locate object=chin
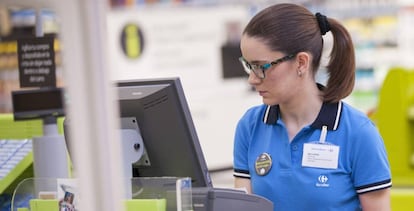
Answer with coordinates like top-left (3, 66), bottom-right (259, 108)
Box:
top-left (262, 98), bottom-right (277, 106)
top-left (262, 98), bottom-right (275, 105)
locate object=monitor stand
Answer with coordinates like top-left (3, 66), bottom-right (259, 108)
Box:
top-left (120, 117), bottom-right (148, 199)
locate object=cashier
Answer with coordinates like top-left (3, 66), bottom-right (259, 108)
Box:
top-left (233, 3), bottom-right (392, 211)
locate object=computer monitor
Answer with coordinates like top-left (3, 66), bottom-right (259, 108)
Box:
top-left (117, 77), bottom-right (212, 188)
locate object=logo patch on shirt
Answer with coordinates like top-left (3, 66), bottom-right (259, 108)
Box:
top-left (316, 174), bottom-right (330, 187)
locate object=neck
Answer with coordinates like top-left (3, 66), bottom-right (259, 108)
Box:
top-left (279, 84), bottom-right (323, 141)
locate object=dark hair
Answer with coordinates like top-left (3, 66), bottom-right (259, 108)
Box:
top-left (243, 3), bottom-right (355, 103)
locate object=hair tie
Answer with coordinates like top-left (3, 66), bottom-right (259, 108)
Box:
top-left (315, 12), bottom-right (331, 35)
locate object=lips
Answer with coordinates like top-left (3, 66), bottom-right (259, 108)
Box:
top-left (258, 91), bottom-right (267, 96)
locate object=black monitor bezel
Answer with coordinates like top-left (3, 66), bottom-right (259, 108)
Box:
top-left (117, 77), bottom-right (212, 188)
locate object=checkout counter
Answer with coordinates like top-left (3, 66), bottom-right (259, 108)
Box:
top-left (9, 177), bottom-right (273, 211)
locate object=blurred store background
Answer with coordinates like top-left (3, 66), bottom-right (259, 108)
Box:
top-left (1, 0), bottom-right (414, 210)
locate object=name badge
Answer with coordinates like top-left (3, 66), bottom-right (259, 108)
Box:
top-left (255, 153), bottom-right (272, 176)
top-left (302, 143), bottom-right (339, 169)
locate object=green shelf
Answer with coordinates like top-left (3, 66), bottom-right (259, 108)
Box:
top-left (24, 198), bottom-right (167, 211)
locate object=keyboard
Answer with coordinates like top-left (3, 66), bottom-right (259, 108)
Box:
top-left (0, 139), bottom-right (32, 180)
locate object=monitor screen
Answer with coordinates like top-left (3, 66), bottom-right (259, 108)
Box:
top-left (117, 77), bottom-right (212, 188)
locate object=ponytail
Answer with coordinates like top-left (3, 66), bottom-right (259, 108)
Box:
top-left (323, 18), bottom-right (355, 103)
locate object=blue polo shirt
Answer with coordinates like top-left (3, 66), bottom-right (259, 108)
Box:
top-left (233, 101), bottom-right (391, 211)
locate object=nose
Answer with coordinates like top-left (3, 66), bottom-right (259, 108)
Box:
top-left (247, 72), bottom-right (261, 86)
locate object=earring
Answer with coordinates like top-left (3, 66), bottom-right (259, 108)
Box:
top-left (298, 71), bottom-right (302, 77)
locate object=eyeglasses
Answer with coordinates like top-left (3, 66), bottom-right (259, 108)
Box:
top-left (239, 54), bottom-right (295, 79)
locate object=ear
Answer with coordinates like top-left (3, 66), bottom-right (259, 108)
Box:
top-left (295, 52), bottom-right (311, 73)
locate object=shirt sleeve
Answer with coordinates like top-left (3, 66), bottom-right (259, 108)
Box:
top-left (351, 120), bottom-right (392, 194)
top-left (233, 110), bottom-right (253, 179)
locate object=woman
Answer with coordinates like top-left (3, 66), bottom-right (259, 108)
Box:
top-left (233, 3), bottom-right (391, 211)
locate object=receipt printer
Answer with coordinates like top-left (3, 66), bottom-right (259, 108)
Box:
top-left (191, 187), bottom-right (273, 211)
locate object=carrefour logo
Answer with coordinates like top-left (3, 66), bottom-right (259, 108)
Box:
top-left (316, 174), bottom-right (330, 187)
top-left (120, 23), bottom-right (145, 59)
